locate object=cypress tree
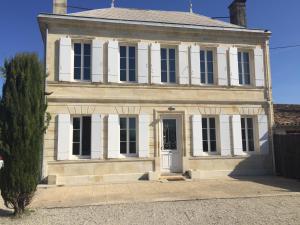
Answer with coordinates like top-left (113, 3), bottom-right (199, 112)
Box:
top-left (0, 53), bottom-right (47, 216)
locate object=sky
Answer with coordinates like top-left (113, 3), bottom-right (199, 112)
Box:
top-left (0, 0), bottom-right (299, 103)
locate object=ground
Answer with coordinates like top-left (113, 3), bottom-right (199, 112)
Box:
top-left (0, 196), bottom-right (299, 225)
top-left (0, 177), bottom-right (299, 224)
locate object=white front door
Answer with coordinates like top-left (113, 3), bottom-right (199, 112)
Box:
top-left (160, 117), bottom-right (182, 173)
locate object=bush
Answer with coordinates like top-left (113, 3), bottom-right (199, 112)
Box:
top-left (0, 53), bottom-right (47, 216)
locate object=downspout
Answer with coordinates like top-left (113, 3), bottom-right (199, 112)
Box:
top-left (264, 38), bottom-right (276, 175)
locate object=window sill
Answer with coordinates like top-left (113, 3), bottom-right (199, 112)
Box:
top-left (49, 157), bottom-right (155, 164)
top-left (189, 154), bottom-right (264, 160)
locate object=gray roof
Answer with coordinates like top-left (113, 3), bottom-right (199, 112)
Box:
top-left (69, 7), bottom-right (243, 29)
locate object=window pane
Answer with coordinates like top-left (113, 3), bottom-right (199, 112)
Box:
top-left (84, 56), bottom-right (90, 68)
top-left (74, 55), bottom-right (81, 68)
top-left (120, 142), bottom-right (127, 154)
top-left (242, 129), bottom-right (246, 140)
top-left (73, 118), bottom-right (80, 129)
top-left (161, 60), bottom-right (167, 71)
top-left (120, 118), bottom-right (127, 129)
top-left (84, 44), bottom-right (91, 55)
top-left (129, 47), bottom-right (135, 58)
top-left (161, 48), bottom-right (167, 59)
top-left (210, 129), bottom-right (216, 141)
top-left (243, 52), bottom-right (249, 63)
top-left (120, 46), bottom-right (126, 57)
top-left (82, 116), bottom-right (91, 156)
top-left (238, 52), bottom-right (242, 63)
top-left (207, 51), bottom-right (213, 62)
top-left (207, 62), bottom-right (213, 73)
top-left (73, 143), bottom-right (80, 155)
top-left (169, 49), bottom-right (175, 60)
top-left (129, 142), bottom-right (136, 154)
top-left (120, 58), bottom-right (126, 70)
top-left (247, 118), bottom-right (253, 128)
top-left (83, 68), bottom-right (90, 80)
top-left (74, 68), bottom-right (81, 79)
top-left (129, 130), bottom-right (136, 142)
top-left (129, 118), bottom-right (136, 129)
top-left (209, 118), bottom-right (215, 128)
top-left (200, 50), bottom-right (205, 61)
top-left (210, 141), bottom-right (217, 152)
top-left (249, 140), bottom-right (254, 152)
top-left (129, 58), bottom-right (136, 70)
top-left (245, 74), bottom-right (250, 85)
top-left (74, 43), bottom-right (81, 54)
top-left (244, 63), bottom-right (250, 74)
top-left (203, 141), bottom-right (208, 152)
top-left (161, 72), bottom-right (167, 82)
top-left (169, 72), bottom-right (176, 83)
top-left (129, 70), bottom-right (136, 82)
top-left (202, 129), bottom-right (208, 141)
top-left (248, 129), bottom-right (253, 140)
top-left (241, 118), bottom-right (245, 128)
top-left (208, 73), bottom-right (214, 84)
top-left (120, 70), bottom-right (126, 81)
top-left (242, 140), bottom-right (247, 152)
top-left (200, 62), bottom-right (206, 74)
top-left (201, 72), bottom-right (206, 84)
top-left (202, 118), bottom-right (207, 128)
top-left (73, 130), bottom-right (80, 142)
top-left (169, 60), bottom-right (175, 71)
top-left (120, 130), bottom-right (127, 142)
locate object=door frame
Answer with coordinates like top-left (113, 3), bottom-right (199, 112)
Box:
top-left (159, 114), bottom-right (183, 173)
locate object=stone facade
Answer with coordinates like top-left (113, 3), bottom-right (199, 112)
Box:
top-left (38, 8), bottom-right (274, 185)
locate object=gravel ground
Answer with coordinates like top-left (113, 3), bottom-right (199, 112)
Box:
top-left (0, 195), bottom-right (299, 225)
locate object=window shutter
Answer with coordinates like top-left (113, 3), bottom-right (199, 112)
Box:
top-left (254, 47), bottom-right (265, 87)
top-left (257, 115), bottom-right (269, 154)
top-left (107, 114), bottom-right (120, 158)
top-left (192, 115), bottom-right (203, 156)
top-left (138, 114), bottom-right (149, 158)
top-left (57, 114), bottom-right (71, 160)
top-left (178, 44), bottom-right (189, 85)
top-left (190, 45), bottom-right (201, 85)
top-left (92, 39), bottom-right (104, 83)
top-left (217, 46), bottom-right (228, 86)
top-left (229, 47), bottom-right (239, 86)
top-left (151, 43), bottom-right (161, 84)
top-left (219, 115), bottom-right (231, 156)
top-left (59, 37), bottom-right (72, 82)
top-left (231, 115), bottom-right (244, 155)
top-left (91, 114), bottom-right (102, 159)
top-left (138, 42), bottom-right (149, 84)
top-left (108, 40), bottom-right (119, 83)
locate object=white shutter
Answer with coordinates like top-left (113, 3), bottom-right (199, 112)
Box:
top-left (190, 45), bottom-right (201, 85)
top-left (107, 114), bottom-right (120, 158)
top-left (92, 39), bottom-right (104, 83)
top-left (57, 114), bottom-right (71, 160)
top-left (138, 114), bottom-right (149, 158)
top-left (231, 115), bottom-right (244, 156)
top-left (254, 47), bottom-right (265, 87)
top-left (91, 114), bottom-right (102, 159)
top-left (219, 115), bottom-right (231, 156)
top-left (59, 37), bottom-right (72, 82)
top-left (178, 44), bottom-right (189, 85)
top-left (257, 115), bottom-right (269, 154)
top-left (108, 40), bottom-right (119, 83)
top-left (138, 42), bottom-right (149, 84)
top-left (217, 46), bottom-right (228, 86)
top-left (229, 47), bottom-right (239, 86)
top-left (151, 43), bottom-right (161, 84)
top-left (192, 115), bottom-right (203, 156)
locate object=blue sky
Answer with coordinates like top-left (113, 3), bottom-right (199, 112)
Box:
top-left (0, 0), bottom-right (299, 103)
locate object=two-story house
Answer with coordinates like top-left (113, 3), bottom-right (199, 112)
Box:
top-left (38, 0), bottom-right (274, 185)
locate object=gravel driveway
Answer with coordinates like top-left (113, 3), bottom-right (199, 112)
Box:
top-left (0, 195), bottom-right (299, 225)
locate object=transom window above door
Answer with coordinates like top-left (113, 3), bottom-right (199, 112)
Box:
top-left (73, 43), bottom-right (91, 81)
top-left (238, 51), bottom-right (251, 85)
top-left (120, 46), bottom-right (136, 82)
top-left (202, 117), bottom-right (217, 153)
top-left (120, 117), bottom-right (137, 155)
top-left (200, 50), bottom-right (214, 84)
top-left (241, 117), bottom-right (255, 152)
top-left (161, 48), bottom-right (176, 83)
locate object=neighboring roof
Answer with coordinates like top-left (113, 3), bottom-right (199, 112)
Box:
top-left (68, 7), bottom-right (243, 29)
top-left (274, 104), bottom-right (300, 127)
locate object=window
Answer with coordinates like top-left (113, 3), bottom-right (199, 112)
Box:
top-left (74, 43), bottom-right (91, 81)
top-left (72, 116), bottom-right (91, 156)
top-left (238, 51), bottom-right (251, 85)
top-left (120, 117), bottom-right (137, 155)
top-left (202, 117), bottom-right (217, 153)
top-left (161, 48), bottom-right (176, 83)
top-left (200, 50), bottom-right (214, 84)
top-left (241, 117), bottom-right (255, 152)
top-left (120, 46), bottom-right (136, 82)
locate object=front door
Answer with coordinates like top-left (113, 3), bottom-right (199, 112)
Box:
top-left (161, 117), bottom-right (182, 173)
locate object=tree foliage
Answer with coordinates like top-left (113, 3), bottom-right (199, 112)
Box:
top-left (0, 53), bottom-right (47, 216)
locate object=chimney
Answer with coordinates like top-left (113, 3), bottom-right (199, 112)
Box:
top-left (53, 0), bottom-right (67, 14)
top-left (229, 0), bottom-right (247, 27)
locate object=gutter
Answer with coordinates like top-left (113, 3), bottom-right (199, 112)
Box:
top-left (37, 13), bottom-right (271, 35)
